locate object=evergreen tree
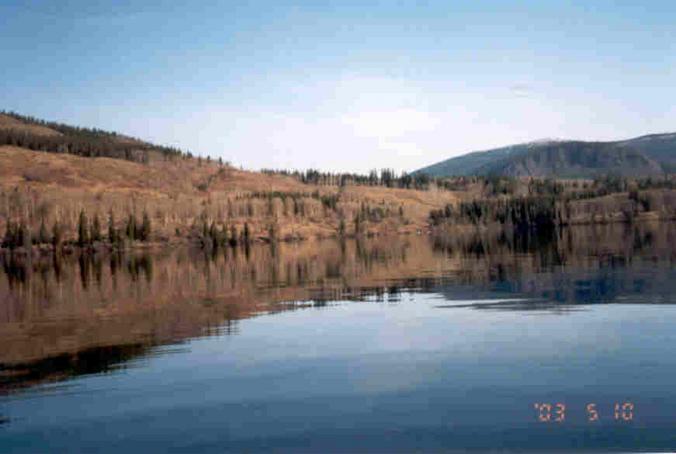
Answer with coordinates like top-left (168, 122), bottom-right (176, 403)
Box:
top-left (243, 222), bottom-right (250, 244)
top-left (201, 220), bottom-right (209, 240)
top-left (139, 211), bottom-right (151, 242)
top-left (126, 214), bottom-right (136, 241)
top-left (220, 224), bottom-right (229, 246)
top-left (78, 210), bottom-right (89, 246)
top-left (3, 220), bottom-right (15, 249)
top-left (229, 225), bottom-right (238, 246)
top-left (108, 210), bottom-right (116, 243)
top-left (51, 221), bottom-right (62, 249)
top-left (209, 221), bottom-right (218, 246)
top-left (91, 213), bottom-right (102, 242)
top-left (38, 219), bottom-right (49, 244)
top-left (15, 223), bottom-right (25, 249)
top-left (21, 223), bottom-right (32, 250)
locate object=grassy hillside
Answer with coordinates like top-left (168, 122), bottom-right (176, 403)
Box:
top-left (1, 145), bottom-right (465, 247)
top-left (416, 134), bottom-right (676, 178)
top-left (0, 112), bottom-right (460, 249)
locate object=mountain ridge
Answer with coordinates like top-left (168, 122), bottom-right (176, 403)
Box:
top-left (416, 133), bottom-right (676, 178)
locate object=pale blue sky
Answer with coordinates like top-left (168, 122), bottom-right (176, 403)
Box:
top-left (1, 0), bottom-right (675, 172)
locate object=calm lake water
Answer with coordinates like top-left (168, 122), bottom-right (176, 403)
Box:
top-left (1, 224), bottom-right (676, 452)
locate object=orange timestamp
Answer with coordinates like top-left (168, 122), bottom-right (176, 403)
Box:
top-left (533, 402), bottom-right (634, 423)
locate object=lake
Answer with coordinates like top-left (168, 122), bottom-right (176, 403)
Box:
top-left (1, 223), bottom-right (676, 452)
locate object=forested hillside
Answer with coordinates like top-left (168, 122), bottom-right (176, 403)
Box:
top-left (0, 111), bottom-right (187, 164)
top-left (417, 134), bottom-right (676, 178)
top-left (429, 175), bottom-right (676, 230)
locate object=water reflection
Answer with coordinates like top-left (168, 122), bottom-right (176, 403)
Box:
top-left (0, 344), bottom-right (148, 391)
top-left (0, 222), bottom-right (674, 394)
top-left (431, 223), bottom-right (675, 308)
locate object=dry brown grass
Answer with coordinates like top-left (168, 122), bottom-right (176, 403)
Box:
top-left (0, 114), bottom-right (62, 137)
top-left (0, 146), bottom-right (460, 243)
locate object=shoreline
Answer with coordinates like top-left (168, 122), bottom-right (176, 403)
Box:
top-left (2, 214), bottom-right (674, 258)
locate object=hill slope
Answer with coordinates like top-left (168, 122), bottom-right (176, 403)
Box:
top-left (0, 111), bottom-right (183, 164)
top-left (617, 133), bottom-right (676, 172)
top-left (0, 112), bottom-right (459, 246)
top-left (416, 134), bottom-right (676, 178)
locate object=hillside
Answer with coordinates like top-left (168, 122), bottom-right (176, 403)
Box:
top-left (416, 133), bottom-right (676, 178)
top-left (617, 133), bottom-right (676, 172)
top-left (0, 111), bottom-right (182, 164)
top-left (0, 112), bottom-right (459, 248)
top-left (3, 111), bottom-right (675, 252)
top-left (415, 143), bottom-right (532, 177)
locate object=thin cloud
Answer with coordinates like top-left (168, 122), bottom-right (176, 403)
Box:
top-left (509, 83), bottom-right (535, 98)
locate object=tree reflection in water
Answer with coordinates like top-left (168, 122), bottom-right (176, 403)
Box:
top-left (0, 222), bottom-right (674, 393)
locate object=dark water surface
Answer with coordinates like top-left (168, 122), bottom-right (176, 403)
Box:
top-left (1, 224), bottom-right (676, 452)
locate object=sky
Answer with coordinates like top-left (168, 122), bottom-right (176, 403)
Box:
top-left (1, 0), bottom-right (675, 173)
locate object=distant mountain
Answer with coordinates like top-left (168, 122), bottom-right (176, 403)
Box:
top-left (616, 133), bottom-right (676, 172)
top-left (416, 133), bottom-right (676, 178)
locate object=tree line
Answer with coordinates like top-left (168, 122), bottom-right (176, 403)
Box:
top-left (429, 196), bottom-right (560, 230)
top-left (1, 209), bottom-right (152, 250)
top-left (261, 168), bottom-right (432, 190)
top-left (198, 220), bottom-right (253, 249)
top-left (429, 174), bottom-right (676, 230)
top-left (1, 111), bottom-right (186, 164)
